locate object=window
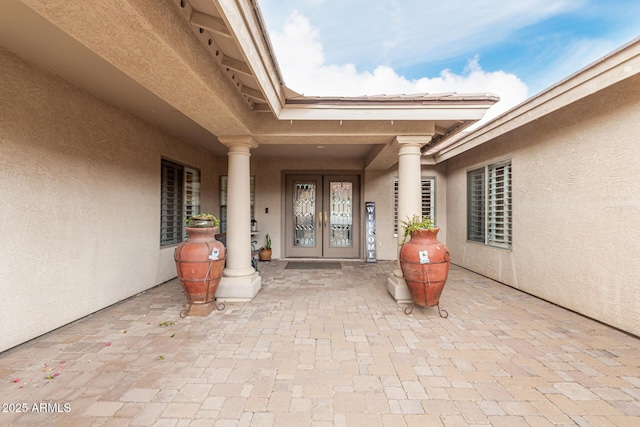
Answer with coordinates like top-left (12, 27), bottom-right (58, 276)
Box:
top-left (467, 168), bottom-right (485, 243)
top-left (393, 177), bottom-right (435, 236)
top-left (160, 159), bottom-right (201, 246)
top-left (467, 160), bottom-right (512, 248)
top-left (219, 175), bottom-right (255, 233)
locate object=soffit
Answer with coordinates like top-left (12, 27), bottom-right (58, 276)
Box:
top-left (178, 0), bottom-right (284, 112)
top-left (174, 0), bottom-right (499, 149)
top-left (0, 0), bottom-right (228, 154)
top-left (2, 0), bottom-right (499, 161)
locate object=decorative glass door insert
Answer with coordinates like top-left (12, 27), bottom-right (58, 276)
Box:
top-left (294, 182), bottom-right (316, 247)
top-left (329, 181), bottom-right (353, 248)
top-left (285, 174), bottom-right (360, 259)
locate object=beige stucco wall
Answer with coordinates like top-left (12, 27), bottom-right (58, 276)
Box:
top-left (0, 48), bottom-right (221, 352)
top-left (445, 73), bottom-right (640, 336)
top-left (363, 169), bottom-right (396, 260)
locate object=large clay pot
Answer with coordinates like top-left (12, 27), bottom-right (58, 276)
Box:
top-left (399, 227), bottom-right (450, 310)
top-left (174, 227), bottom-right (226, 316)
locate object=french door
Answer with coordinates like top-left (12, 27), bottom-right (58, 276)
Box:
top-left (285, 174), bottom-right (360, 258)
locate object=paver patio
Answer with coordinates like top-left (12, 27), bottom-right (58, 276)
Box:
top-left (1, 261), bottom-right (639, 426)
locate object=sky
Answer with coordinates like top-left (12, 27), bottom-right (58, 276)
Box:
top-left (258, 0), bottom-right (640, 124)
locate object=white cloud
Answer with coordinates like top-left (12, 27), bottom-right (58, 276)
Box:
top-left (261, 0), bottom-right (583, 70)
top-left (271, 12), bottom-right (529, 125)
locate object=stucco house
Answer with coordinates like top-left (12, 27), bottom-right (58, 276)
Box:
top-left (1, 0), bottom-right (638, 353)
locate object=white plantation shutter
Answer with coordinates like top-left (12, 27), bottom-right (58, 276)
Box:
top-left (467, 168), bottom-right (485, 243)
top-left (393, 177), bottom-right (435, 236)
top-left (421, 178), bottom-right (434, 220)
top-left (467, 161), bottom-right (512, 248)
top-left (488, 161), bottom-right (512, 248)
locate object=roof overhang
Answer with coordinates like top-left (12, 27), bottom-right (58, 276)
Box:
top-left (277, 101), bottom-right (496, 122)
top-left (1, 0), bottom-right (500, 161)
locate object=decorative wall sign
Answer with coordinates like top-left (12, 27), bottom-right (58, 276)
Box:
top-left (365, 202), bottom-right (376, 262)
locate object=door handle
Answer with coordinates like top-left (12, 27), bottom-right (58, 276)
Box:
top-left (324, 211), bottom-right (328, 227)
top-left (318, 214), bottom-right (322, 228)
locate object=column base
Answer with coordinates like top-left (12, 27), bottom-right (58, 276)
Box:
top-left (387, 274), bottom-right (413, 304)
top-left (216, 272), bottom-right (261, 302)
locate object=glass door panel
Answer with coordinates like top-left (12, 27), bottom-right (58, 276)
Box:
top-left (293, 182), bottom-right (317, 247)
top-left (322, 175), bottom-right (360, 259)
top-left (285, 175), bottom-right (322, 258)
top-left (329, 181), bottom-right (353, 248)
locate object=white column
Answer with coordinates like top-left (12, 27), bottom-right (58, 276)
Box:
top-left (387, 135), bottom-right (432, 302)
top-left (216, 136), bottom-right (261, 301)
top-left (396, 137), bottom-right (424, 250)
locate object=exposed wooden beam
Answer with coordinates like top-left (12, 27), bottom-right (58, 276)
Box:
top-left (190, 11), bottom-right (231, 38)
top-left (221, 55), bottom-right (252, 75)
top-left (241, 86), bottom-right (266, 102)
top-left (253, 103), bottom-right (271, 112)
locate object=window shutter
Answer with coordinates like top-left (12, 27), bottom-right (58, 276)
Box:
top-left (161, 160), bottom-right (183, 246)
top-left (184, 167), bottom-right (201, 238)
top-left (219, 176), bottom-right (228, 233)
top-left (421, 178), bottom-right (434, 220)
top-left (467, 168), bottom-right (485, 242)
top-left (488, 162), bottom-right (512, 248)
top-left (393, 177), bottom-right (435, 236)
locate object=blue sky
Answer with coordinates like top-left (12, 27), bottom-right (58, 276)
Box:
top-left (258, 0), bottom-right (640, 123)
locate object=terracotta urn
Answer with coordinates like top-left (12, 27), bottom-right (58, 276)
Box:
top-left (399, 227), bottom-right (450, 311)
top-left (174, 226), bottom-right (226, 316)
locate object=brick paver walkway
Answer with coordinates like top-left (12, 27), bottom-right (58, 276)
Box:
top-left (1, 261), bottom-right (639, 426)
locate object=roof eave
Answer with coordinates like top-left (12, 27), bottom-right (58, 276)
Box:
top-left (433, 36), bottom-right (640, 163)
top-left (277, 96), bottom-right (499, 121)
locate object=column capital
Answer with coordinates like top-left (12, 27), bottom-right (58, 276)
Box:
top-left (394, 135), bottom-right (433, 146)
top-left (218, 135), bottom-right (259, 150)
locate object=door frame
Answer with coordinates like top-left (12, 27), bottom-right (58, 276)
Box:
top-left (282, 170), bottom-right (364, 259)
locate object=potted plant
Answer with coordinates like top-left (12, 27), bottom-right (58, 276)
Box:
top-left (399, 215), bottom-right (450, 317)
top-left (259, 233), bottom-right (272, 261)
top-left (186, 212), bottom-right (219, 228)
top-left (174, 213), bottom-right (226, 316)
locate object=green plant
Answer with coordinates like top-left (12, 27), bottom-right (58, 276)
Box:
top-left (400, 215), bottom-right (435, 245)
top-left (184, 213), bottom-right (220, 227)
top-left (261, 233), bottom-right (272, 250)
